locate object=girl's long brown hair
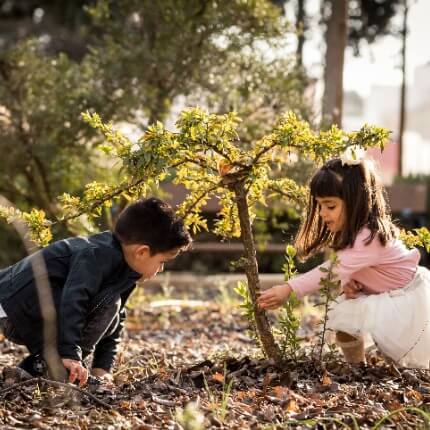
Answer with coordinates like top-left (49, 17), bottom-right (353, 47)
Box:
top-left (295, 158), bottom-right (398, 259)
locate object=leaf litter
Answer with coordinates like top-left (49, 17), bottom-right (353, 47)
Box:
top-left (0, 288), bottom-right (429, 429)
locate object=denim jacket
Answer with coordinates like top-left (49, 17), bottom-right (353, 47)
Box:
top-left (0, 231), bottom-right (141, 370)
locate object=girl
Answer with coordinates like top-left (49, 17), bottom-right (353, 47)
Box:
top-left (258, 151), bottom-right (430, 368)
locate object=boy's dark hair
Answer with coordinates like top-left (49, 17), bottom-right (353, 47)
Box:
top-left (295, 158), bottom-right (398, 259)
top-left (114, 197), bottom-right (191, 254)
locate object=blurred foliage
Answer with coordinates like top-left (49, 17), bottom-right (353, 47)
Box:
top-left (347, 0), bottom-right (404, 55)
top-left (0, 0), bottom-right (93, 59)
top-left (0, 0), bottom-right (312, 266)
top-left (275, 0), bottom-right (404, 56)
top-left (1, 1), bottom-right (410, 268)
top-left (0, 41), bottom-right (114, 212)
top-left (84, 0), bottom-right (293, 124)
top-left (400, 228), bottom-right (430, 254)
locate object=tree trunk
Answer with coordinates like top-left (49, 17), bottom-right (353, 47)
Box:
top-left (322, 0), bottom-right (348, 127)
top-left (296, 0), bottom-right (306, 68)
top-left (148, 87), bottom-right (169, 125)
top-left (398, 0), bottom-right (408, 178)
top-left (232, 181), bottom-right (282, 363)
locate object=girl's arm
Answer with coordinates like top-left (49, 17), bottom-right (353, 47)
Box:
top-left (289, 228), bottom-right (382, 298)
top-left (258, 283), bottom-right (292, 309)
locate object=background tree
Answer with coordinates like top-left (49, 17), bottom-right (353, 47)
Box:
top-left (85, 0), bottom-right (289, 124)
top-left (321, 0), bottom-right (348, 127)
top-left (347, 0), bottom-right (404, 55)
top-left (323, 0), bottom-right (405, 127)
top-left (398, 0), bottom-right (409, 177)
top-left (0, 41), bottom-right (114, 218)
top-left (0, 0), bottom-right (93, 59)
top-left (274, 0), bottom-right (405, 127)
top-left (270, 0), bottom-right (307, 67)
top-left (0, 40), bottom-right (117, 263)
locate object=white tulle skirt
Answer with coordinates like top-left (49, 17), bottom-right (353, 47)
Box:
top-left (327, 266), bottom-right (430, 369)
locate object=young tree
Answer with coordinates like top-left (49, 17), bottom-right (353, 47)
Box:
top-left (4, 107), bottom-right (430, 365)
top-left (7, 108), bottom-right (391, 363)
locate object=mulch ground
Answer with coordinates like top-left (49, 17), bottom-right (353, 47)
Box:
top-left (0, 287), bottom-right (429, 429)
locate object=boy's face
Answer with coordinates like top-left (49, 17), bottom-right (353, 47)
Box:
top-left (124, 245), bottom-right (180, 279)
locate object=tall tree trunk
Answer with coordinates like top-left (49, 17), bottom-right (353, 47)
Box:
top-left (232, 181), bottom-right (282, 364)
top-left (321, 0), bottom-right (348, 128)
top-left (148, 87), bottom-right (169, 125)
top-left (398, 0), bottom-right (408, 178)
top-left (296, 0), bottom-right (306, 68)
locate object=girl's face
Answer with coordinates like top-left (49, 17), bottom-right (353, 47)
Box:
top-left (316, 196), bottom-right (346, 233)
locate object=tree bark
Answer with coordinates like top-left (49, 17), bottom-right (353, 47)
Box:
top-left (296, 0), bottom-right (306, 68)
top-left (322, 0), bottom-right (348, 127)
top-left (232, 181), bottom-right (282, 363)
top-left (398, 0), bottom-right (408, 178)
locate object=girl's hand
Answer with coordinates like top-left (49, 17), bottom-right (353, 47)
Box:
top-left (61, 358), bottom-right (88, 386)
top-left (343, 280), bottom-right (364, 299)
top-left (258, 284), bottom-right (292, 310)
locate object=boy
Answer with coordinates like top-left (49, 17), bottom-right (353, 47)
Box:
top-left (0, 197), bottom-right (191, 385)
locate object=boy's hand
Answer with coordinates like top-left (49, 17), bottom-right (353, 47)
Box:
top-left (343, 280), bottom-right (363, 299)
top-left (61, 358), bottom-right (88, 386)
top-left (91, 368), bottom-right (114, 383)
top-left (258, 284), bottom-right (292, 310)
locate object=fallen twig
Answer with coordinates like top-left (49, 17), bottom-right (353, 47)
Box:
top-left (0, 377), bottom-right (112, 409)
top-left (151, 394), bottom-right (178, 407)
top-left (166, 383), bottom-right (188, 395)
top-left (0, 377), bottom-right (39, 396)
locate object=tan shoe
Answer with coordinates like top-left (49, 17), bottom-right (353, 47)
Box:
top-left (336, 336), bottom-right (366, 364)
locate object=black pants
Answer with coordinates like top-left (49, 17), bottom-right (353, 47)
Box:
top-left (0, 296), bottom-right (121, 362)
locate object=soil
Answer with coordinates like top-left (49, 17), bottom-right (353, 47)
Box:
top-left (0, 286), bottom-right (429, 429)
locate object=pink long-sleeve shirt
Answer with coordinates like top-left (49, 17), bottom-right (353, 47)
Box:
top-left (289, 227), bottom-right (420, 298)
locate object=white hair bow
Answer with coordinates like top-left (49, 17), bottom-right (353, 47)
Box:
top-left (340, 145), bottom-right (366, 166)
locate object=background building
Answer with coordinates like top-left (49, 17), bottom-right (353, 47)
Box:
top-left (344, 62), bottom-right (430, 183)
